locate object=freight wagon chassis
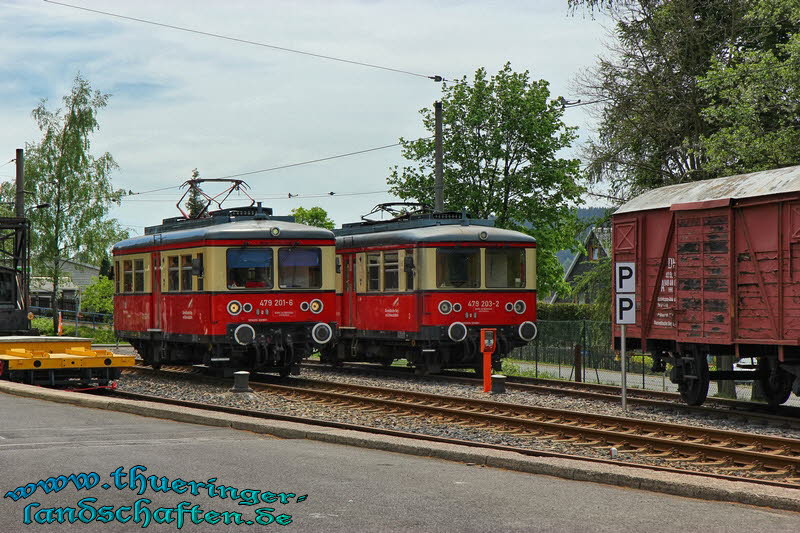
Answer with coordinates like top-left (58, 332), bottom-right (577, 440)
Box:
top-left (650, 345), bottom-right (798, 407)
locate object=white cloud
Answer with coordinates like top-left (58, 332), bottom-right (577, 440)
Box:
top-left (0, 0), bottom-right (608, 233)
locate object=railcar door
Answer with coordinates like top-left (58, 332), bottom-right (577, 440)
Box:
top-left (342, 254), bottom-right (357, 326)
top-left (150, 251), bottom-right (162, 330)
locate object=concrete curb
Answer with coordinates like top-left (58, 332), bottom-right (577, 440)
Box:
top-left (2, 381), bottom-right (798, 512)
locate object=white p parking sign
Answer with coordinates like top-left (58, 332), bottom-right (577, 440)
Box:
top-left (614, 262), bottom-right (636, 325)
top-left (615, 293), bottom-right (636, 324)
top-left (615, 262), bottom-right (635, 293)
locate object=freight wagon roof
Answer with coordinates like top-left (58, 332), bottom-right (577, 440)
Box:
top-left (114, 218), bottom-right (334, 252)
top-left (615, 164), bottom-right (800, 214)
top-left (335, 223), bottom-right (536, 248)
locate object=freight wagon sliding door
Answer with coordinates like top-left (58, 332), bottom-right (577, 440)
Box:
top-left (675, 209), bottom-right (732, 343)
top-left (734, 203), bottom-right (785, 342)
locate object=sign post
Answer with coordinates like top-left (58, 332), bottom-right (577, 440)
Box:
top-left (614, 263), bottom-right (636, 411)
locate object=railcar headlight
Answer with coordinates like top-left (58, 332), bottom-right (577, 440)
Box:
top-left (227, 300), bottom-right (242, 316)
top-left (270, 227), bottom-right (281, 237)
top-left (448, 322), bottom-right (468, 342)
top-left (300, 301), bottom-right (310, 312)
top-left (310, 299), bottom-right (323, 314)
top-left (519, 321), bottom-right (537, 341)
top-left (513, 300), bottom-right (526, 314)
top-left (452, 303), bottom-right (462, 312)
top-left (312, 322), bottom-right (333, 344)
top-left (242, 303), bottom-right (253, 313)
top-left (438, 300), bottom-right (453, 314)
top-left (505, 302), bottom-right (513, 312)
top-left (234, 324), bottom-right (256, 345)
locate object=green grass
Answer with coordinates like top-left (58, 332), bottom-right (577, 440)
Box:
top-left (500, 360), bottom-right (562, 380)
top-left (31, 317), bottom-right (120, 344)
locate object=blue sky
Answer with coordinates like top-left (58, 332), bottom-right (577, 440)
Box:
top-left (0, 0), bottom-right (610, 235)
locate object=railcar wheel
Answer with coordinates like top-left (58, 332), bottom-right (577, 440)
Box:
top-left (758, 358), bottom-right (792, 407)
top-left (279, 367), bottom-right (291, 378)
top-left (677, 352), bottom-right (709, 406)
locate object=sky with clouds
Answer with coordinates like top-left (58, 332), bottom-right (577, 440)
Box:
top-left (0, 0), bottom-right (610, 235)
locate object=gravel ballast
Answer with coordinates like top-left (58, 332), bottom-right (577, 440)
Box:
top-left (117, 368), bottom-right (800, 483)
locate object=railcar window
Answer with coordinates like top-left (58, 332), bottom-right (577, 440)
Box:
top-left (196, 253), bottom-right (204, 291)
top-left (114, 261), bottom-right (120, 294)
top-left (168, 256), bottom-right (180, 291)
top-left (278, 248), bottom-right (322, 289)
top-left (405, 251), bottom-right (414, 291)
top-left (436, 248), bottom-right (481, 288)
top-left (133, 259), bottom-right (145, 292)
top-left (486, 248), bottom-right (525, 288)
top-left (123, 260), bottom-right (133, 292)
top-left (367, 253), bottom-right (380, 292)
top-left (181, 255), bottom-right (192, 291)
top-left (227, 248), bottom-right (273, 289)
top-left (383, 252), bottom-right (398, 291)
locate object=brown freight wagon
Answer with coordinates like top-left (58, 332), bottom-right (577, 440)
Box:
top-left (612, 166), bottom-right (800, 406)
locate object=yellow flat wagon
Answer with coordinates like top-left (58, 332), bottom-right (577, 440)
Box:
top-left (0, 336), bottom-right (135, 387)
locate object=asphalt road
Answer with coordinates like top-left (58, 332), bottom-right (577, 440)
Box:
top-left (0, 393), bottom-right (797, 532)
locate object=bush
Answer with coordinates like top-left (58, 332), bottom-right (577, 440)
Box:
top-left (31, 317), bottom-right (119, 344)
top-left (536, 303), bottom-right (594, 321)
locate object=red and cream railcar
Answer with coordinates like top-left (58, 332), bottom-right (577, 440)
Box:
top-left (613, 166), bottom-right (800, 406)
top-left (113, 205), bottom-right (337, 376)
top-left (325, 208), bottom-right (537, 373)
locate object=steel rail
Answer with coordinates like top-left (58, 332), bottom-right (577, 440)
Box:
top-left (110, 387), bottom-right (800, 491)
top-left (122, 367), bottom-right (800, 483)
top-left (300, 361), bottom-right (800, 427)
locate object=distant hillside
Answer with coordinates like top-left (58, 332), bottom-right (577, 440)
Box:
top-left (556, 207), bottom-right (611, 268)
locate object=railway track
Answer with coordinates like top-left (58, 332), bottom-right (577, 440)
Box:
top-left (121, 366), bottom-right (800, 486)
top-left (301, 361), bottom-right (800, 428)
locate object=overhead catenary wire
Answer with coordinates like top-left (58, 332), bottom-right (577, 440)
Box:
top-left (44, 0), bottom-right (445, 82)
top-left (126, 138), bottom-right (424, 196)
top-left (121, 189), bottom-right (392, 202)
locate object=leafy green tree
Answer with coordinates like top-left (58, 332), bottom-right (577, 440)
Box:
top-left (184, 168), bottom-right (207, 218)
top-left (16, 74), bottom-right (127, 330)
top-left (700, 1), bottom-right (800, 175)
top-left (387, 63), bottom-right (584, 295)
top-left (573, 1), bottom-right (753, 199)
top-left (290, 206), bottom-right (335, 230)
top-left (99, 253), bottom-right (112, 279)
top-left (81, 276), bottom-right (114, 314)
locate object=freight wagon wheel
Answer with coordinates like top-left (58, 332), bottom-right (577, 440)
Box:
top-left (758, 358), bottom-right (793, 407)
top-left (677, 352), bottom-right (709, 406)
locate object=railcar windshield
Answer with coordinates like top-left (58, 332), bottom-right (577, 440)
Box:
top-left (279, 247), bottom-right (322, 289)
top-left (436, 248), bottom-right (481, 288)
top-left (486, 248), bottom-right (526, 288)
top-left (227, 248), bottom-right (273, 289)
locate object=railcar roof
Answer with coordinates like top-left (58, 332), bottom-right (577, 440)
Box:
top-left (335, 223), bottom-right (536, 248)
top-left (615, 164), bottom-right (800, 214)
top-left (114, 218), bottom-right (334, 252)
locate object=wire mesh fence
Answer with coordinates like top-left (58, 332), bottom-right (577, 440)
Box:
top-left (509, 320), bottom-right (800, 406)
